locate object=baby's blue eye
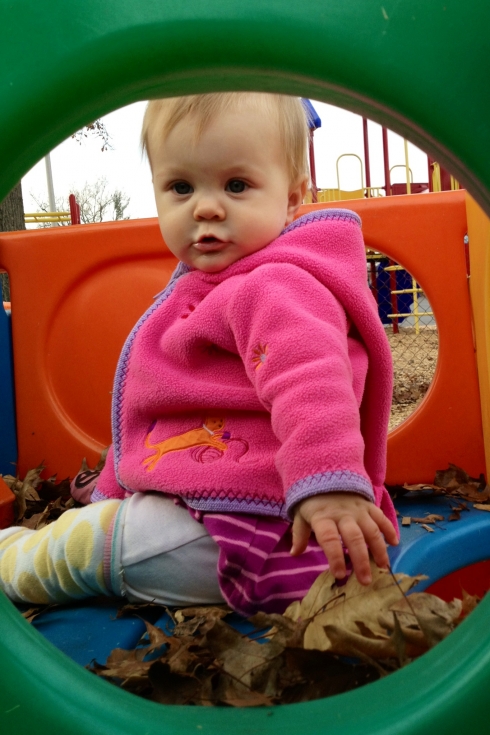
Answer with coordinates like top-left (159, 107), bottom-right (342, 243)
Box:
top-left (226, 179), bottom-right (247, 193)
top-left (173, 181), bottom-right (193, 195)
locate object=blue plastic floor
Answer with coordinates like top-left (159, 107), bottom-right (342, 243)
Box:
top-left (21, 493), bottom-right (490, 668)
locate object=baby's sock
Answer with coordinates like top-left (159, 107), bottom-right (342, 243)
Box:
top-left (0, 500), bottom-right (121, 604)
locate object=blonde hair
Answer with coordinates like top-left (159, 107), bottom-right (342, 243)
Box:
top-left (141, 92), bottom-right (309, 185)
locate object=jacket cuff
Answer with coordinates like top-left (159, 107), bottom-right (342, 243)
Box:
top-left (90, 486), bottom-right (128, 502)
top-left (285, 470), bottom-right (374, 519)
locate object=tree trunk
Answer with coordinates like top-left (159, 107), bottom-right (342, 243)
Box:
top-left (0, 182), bottom-right (26, 300)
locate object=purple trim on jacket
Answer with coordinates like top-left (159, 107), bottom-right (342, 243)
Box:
top-left (111, 261), bottom-right (190, 490)
top-left (285, 469), bottom-right (374, 518)
top-left (91, 487), bottom-right (115, 503)
top-left (186, 496), bottom-right (288, 519)
top-left (283, 208), bottom-right (361, 233)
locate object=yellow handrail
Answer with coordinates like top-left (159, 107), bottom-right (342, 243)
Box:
top-left (24, 211), bottom-right (71, 224)
top-left (336, 153), bottom-right (364, 191)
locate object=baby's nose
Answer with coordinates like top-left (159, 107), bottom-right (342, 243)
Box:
top-left (193, 196), bottom-right (225, 220)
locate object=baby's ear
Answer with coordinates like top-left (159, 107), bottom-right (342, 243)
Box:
top-left (285, 177), bottom-right (309, 224)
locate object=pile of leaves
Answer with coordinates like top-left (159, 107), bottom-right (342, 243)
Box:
top-left (87, 562), bottom-right (477, 706)
top-left (390, 463), bottom-right (490, 510)
top-left (1, 461), bottom-right (482, 706)
top-left (2, 463), bottom-right (75, 528)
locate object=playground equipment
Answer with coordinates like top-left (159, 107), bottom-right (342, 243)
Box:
top-left (24, 194), bottom-right (81, 226)
top-left (381, 263), bottom-right (434, 334)
top-left (2, 1), bottom-right (490, 733)
top-left (310, 113), bottom-right (454, 202)
top-left (0, 191), bottom-right (484, 486)
top-left (24, 210), bottom-right (71, 225)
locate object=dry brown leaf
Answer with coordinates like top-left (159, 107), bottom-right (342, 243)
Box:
top-left (322, 619), bottom-right (418, 661)
top-left (5, 464), bottom-right (45, 521)
top-left (149, 661), bottom-right (202, 705)
top-left (403, 482), bottom-right (442, 493)
top-left (400, 464), bottom-right (490, 505)
top-left (210, 675), bottom-right (275, 708)
top-left (22, 503), bottom-right (52, 530)
top-left (455, 485), bottom-right (490, 503)
top-left (205, 619), bottom-right (284, 692)
top-left (461, 590), bottom-right (481, 617)
top-left (143, 620), bottom-right (172, 651)
top-left (434, 464), bottom-right (470, 488)
top-left (173, 606), bottom-right (230, 637)
top-left (383, 592), bottom-right (461, 648)
top-left (95, 446), bottom-right (109, 472)
top-left (411, 514), bottom-right (444, 525)
top-left (279, 647), bottom-right (380, 702)
top-left (101, 647), bottom-right (154, 683)
top-left (424, 514), bottom-right (444, 523)
top-left (284, 560), bottom-right (427, 652)
top-left (21, 606), bottom-right (47, 623)
top-left (249, 611), bottom-right (307, 648)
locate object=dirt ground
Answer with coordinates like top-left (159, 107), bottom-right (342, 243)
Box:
top-left (387, 327), bottom-right (439, 431)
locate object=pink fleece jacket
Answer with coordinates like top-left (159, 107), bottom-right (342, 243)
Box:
top-left (95, 209), bottom-right (394, 523)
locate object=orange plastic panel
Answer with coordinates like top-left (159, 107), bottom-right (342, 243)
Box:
top-left (0, 219), bottom-right (178, 479)
top-left (300, 191), bottom-right (485, 484)
top-left (0, 191), bottom-right (485, 484)
top-left (466, 194), bottom-right (490, 476)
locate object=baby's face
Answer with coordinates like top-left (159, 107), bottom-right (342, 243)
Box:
top-left (150, 105), bottom-right (305, 272)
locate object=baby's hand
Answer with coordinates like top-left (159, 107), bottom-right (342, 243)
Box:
top-left (291, 492), bottom-right (399, 585)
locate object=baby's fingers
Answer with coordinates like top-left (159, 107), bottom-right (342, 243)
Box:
top-left (290, 514), bottom-right (311, 556)
top-left (338, 518), bottom-right (373, 584)
top-left (369, 505), bottom-right (399, 546)
top-left (358, 515), bottom-right (391, 573)
top-left (313, 519), bottom-right (348, 580)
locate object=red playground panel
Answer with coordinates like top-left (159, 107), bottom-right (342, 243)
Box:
top-left (0, 476), bottom-right (15, 529)
top-left (426, 560), bottom-right (490, 603)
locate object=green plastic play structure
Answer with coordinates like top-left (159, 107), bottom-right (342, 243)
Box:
top-left (2, 1), bottom-right (490, 732)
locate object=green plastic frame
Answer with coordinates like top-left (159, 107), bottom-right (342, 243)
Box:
top-left (2, 1), bottom-right (490, 732)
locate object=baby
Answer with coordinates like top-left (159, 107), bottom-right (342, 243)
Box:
top-left (0, 93), bottom-right (398, 616)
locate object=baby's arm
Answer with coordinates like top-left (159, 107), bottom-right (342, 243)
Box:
top-left (291, 492), bottom-right (399, 585)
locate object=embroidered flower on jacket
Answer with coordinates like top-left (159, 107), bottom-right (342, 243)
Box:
top-left (252, 343), bottom-right (269, 370)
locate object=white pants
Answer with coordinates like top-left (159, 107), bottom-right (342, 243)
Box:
top-left (116, 493), bottom-right (223, 606)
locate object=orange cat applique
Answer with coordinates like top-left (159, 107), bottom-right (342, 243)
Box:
top-left (143, 416), bottom-right (229, 472)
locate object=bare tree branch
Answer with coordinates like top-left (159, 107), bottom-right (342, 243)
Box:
top-left (30, 177), bottom-right (130, 227)
top-left (71, 120), bottom-right (113, 152)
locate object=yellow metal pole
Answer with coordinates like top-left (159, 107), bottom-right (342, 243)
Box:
top-left (404, 140), bottom-right (412, 195)
top-left (467, 192), bottom-right (490, 477)
top-left (336, 153), bottom-right (364, 192)
top-left (432, 162), bottom-right (442, 192)
top-left (412, 277), bottom-right (419, 334)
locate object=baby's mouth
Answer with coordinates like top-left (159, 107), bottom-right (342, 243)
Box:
top-left (193, 236), bottom-right (226, 252)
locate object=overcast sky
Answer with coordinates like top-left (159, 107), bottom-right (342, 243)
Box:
top-left (21, 100), bottom-right (429, 225)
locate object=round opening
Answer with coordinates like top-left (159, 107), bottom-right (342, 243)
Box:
top-left (366, 253), bottom-right (439, 429)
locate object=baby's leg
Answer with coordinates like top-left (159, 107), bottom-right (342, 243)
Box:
top-left (0, 500), bottom-right (121, 604)
top-left (114, 493), bottom-right (224, 606)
